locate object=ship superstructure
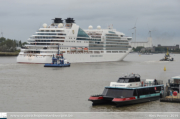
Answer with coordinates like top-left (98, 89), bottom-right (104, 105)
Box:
top-left (17, 18), bottom-right (132, 63)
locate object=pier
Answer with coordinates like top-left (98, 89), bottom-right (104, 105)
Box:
top-left (160, 94), bottom-right (180, 103)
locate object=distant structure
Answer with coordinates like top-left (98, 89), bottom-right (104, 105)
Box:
top-left (130, 37), bottom-right (153, 48)
top-left (16, 47), bottom-right (21, 50)
top-left (140, 47), bottom-right (155, 52)
top-left (157, 44), bottom-right (179, 50)
top-left (1, 32), bottom-right (3, 37)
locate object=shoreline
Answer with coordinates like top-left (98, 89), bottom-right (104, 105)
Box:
top-left (0, 52), bottom-right (19, 56)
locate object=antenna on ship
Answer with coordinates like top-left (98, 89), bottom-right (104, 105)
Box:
top-left (149, 30), bottom-right (151, 37)
top-left (1, 31), bottom-right (3, 37)
top-left (132, 33), bottom-right (134, 40)
top-left (147, 24), bottom-right (151, 37)
top-left (132, 18), bottom-right (138, 42)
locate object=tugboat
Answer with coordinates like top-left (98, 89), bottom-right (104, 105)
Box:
top-left (160, 49), bottom-right (173, 61)
top-left (44, 45), bottom-right (70, 67)
top-left (88, 74), bottom-right (164, 107)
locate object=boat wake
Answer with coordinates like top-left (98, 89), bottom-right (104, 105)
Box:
top-left (144, 60), bottom-right (170, 63)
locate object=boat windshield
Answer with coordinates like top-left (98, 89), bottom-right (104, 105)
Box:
top-left (119, 79), bottom-right (124, 83)
top-left (124, 79), bottom-right (129, 83)
top-left (118, 79), bottom-right (129, 83)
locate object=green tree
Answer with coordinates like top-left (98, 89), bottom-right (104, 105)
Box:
top-left (0, 37), bottom-right (6, 43)
top-left (134, 46), bottom-right (144, 52)
top-left (19, 40), bottom-right (22, 47)
top-left (0, 37), bottom-right (18, 52)
top-left (22, 42), bottom-right (28, 46)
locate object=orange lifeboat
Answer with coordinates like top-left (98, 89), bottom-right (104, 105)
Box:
top-left (77, 47), bottom-right (83, 51)
top-left (84, 48), bottom-right (88, 50)
top-left (70, 47), bottom-right (76, 51)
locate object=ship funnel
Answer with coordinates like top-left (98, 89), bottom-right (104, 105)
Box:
top-left (65, 18), bottom-right (75, 23)
top-left (52, 18), bottom-right (63, 23)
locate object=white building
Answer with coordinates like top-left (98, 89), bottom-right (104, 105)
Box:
top-left (130, 37), bottom-right (152, 48)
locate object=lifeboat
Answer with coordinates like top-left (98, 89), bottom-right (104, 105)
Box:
top-left (70, 47), bottom-right (76, 51)
top-left (77, 47), bottom-right (83, 51)
top-left (84, 47), bottom-right (88, 51)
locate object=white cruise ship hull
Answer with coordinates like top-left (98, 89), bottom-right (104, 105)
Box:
top-left (17, 17), bottom-right (133, 64)
top-left (17, 49), bottom-right (131, 63)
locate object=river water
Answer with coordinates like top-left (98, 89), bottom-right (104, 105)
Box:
top-left (0, 54), bottom-right (180, 112)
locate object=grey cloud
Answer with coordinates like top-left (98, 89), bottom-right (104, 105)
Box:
top-left (0, 0), bottom-right (179, 46)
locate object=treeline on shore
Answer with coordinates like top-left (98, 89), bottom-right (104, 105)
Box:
top-left (0, 52), bottom-right (19, 56)
top-left (0, 37), bottom-right (27, 52)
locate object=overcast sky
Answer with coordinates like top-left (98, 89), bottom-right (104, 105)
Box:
top-left (0, 0), bottom-right (180, 46)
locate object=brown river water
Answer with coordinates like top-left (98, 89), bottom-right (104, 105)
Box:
top-left (0, 53), bottom-right (180, 112)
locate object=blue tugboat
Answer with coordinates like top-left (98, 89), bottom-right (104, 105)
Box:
top-left (44, 46), bottom-right (70, 67)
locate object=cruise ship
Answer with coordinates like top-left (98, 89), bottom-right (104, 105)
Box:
top-left (17, 18), bottom-right (132, 63)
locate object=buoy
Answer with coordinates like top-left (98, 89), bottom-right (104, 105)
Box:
top-left (173, 91), bottom-right (178, 96)
top-left (164, 66), bottom-right (166, 71)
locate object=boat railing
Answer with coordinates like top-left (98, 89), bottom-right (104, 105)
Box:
top-left (91, 94), bottom-right (103, 97)
top-left (141, 79), bottom-right (163, 87)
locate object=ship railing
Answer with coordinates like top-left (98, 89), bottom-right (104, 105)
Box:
top-left (141, 79), bottom-right (163, 87)
top-left (29, 37), bottom-right (65, 40)
top-left (67, 52), bottom-right (93, 54)
top-left (91, 94), bottom-right (103, 97)
top-left (23, 53), bottom-right (40, 55)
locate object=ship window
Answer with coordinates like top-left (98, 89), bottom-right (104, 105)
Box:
top-left (129, 78), bottom-right (135, 82)
top-left (124, 79), bottom-right (129, 83)
top-left (133, 90), bottom-right (138, 96)
top-left (112, 51), bottom-right (118, 53)
top-left (108, 31), bottom-right (115, 34)
top-left (102, 88), bottom-right (134, 98)
top-left (149, 87), bottom-right (156, 94)
top-left (119, 79), bottom-right (124, 83)
top-left (138, 88), bottom-right (149, 95)
top-left (135, 78), bottom-right (140, 82)
top-left (77, 28), bottom-right (89, 38)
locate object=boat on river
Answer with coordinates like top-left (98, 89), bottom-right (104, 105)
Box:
top-left (88, 74), bottom-right (164, 107)
top-left (160, 49), bottom-right (173, 61)
top-left (44, 45), bottom-right (70, 67)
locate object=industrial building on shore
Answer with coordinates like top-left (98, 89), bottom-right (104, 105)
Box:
top-left (157, 44), bottom-right (179, 50)
top-left (130, 37), bottom-right (153, 48)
